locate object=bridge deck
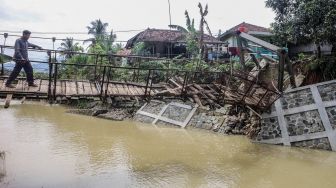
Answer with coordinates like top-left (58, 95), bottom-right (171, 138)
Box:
top-left (0, 78), bottom-right (158, 97)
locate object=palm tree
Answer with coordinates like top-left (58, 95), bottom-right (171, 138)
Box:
top-left (169, 10), bottom-right (195, 33)
top-left (103, 30), bottom-right (117, 52)
top-left (169, 10), bottom-right (198, 56)
top-left (86, 19), bottom-right (109, 42)
top-left (59, 37), bottom-right (82, 59)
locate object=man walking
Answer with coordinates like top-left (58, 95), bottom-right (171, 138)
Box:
top-left (5, 30), bottom-right (43, 88)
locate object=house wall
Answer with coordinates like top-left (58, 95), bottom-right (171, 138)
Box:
top-left (257, 80), bottom-right (336, 151)
top-left (289, 43), bottom-right (332, 55)
top-left (223, 36), bottom-right (238, 48)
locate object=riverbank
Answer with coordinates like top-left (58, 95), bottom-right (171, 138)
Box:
top-left (65, 97), bottom-right (262, 139)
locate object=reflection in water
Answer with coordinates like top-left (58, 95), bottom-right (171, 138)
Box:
top-left (1, 103), bottom-right (336, 187)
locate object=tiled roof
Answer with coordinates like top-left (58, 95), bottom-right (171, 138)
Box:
top-left (227, 22), bottom-right (271, 33)
top-left (126, 28), bottom-right (222, 48)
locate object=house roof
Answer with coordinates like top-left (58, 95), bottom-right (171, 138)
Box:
top-left (220, 22), bottom-right (273, 40)
top-left (126, 28), bottom-right (223, 48)
top-left (227, 22), bottom-right (271, 33)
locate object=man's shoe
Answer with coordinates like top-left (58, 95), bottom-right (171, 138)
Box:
top-left (5, 84), bottom-right (16, 88)
top-left (28, 83), bottom-right (39, 87)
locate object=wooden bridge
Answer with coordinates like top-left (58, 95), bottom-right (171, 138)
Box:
top-left (0, 45), bottom-right (281, 110)
top-left (0, 77), bottom-right (161, 98)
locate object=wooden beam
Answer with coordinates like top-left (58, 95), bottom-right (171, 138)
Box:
top-left (4, 94), bottom-right (12, 108)
top-left (239, 32), bottom-right (281, 52)
top-left (278, 51), bottom-right (286, 92)
top-left (285, 55), bottom-right (296, 88)
top-left (237, 36), bottom-right (246, 70)
top-left (20, 96), bottom-right (26, 104)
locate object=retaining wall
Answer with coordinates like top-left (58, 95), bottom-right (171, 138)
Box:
top-left (258, 80), bottom-right (336, 151)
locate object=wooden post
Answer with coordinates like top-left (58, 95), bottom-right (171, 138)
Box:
top-left (104, 67), bottom-right (112, 101)
top-left (0, 46), bottom-right (4, 75)
top-left (278, 50), bottom-right (286, 92)
top-left (237, 35), bottom-right (246, 70)
top-left (181, 72), bottom-right (188, 97)
top-left (100, 66), bottom-right (106, 98)
top-left (250, 54), bottom-right (261, 69)
top-left (47, 51), bottom-right (53, 103)
top-left (94, 54), bottom-right (98, 79)
top-left (144, 69), bottom-right (152, 98)
top-left (53, 63), bottom-right (58, 101)
top-left (285, 55), bottom-right (296, 88)
top-left (4, 94), bottom-right (12, 108)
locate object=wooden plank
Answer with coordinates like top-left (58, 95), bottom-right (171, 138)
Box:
top-left (27, 79), bottom-right (41, 92)
top-left (39, 79), bottom-right (49, 93)
top-left (66, 81), bottom-right (77, 96)
top-left (0, 79), bottom-right (9, 90)
top-left (135, 86), bottom-right (145, 95)
top-left (65, 81), bottom-right (71, 95)
top-left (76, 81), bottom-right (85, 95)
top-left (20, 96), bottom-right (26, 104)
top-left (113, 84), bottom-right (120, 95)
top-left (108, 83), bottom-right (117, 95)
top-left (82, 81), bottom-right (93, 95)
top-left (130, 85), bottom-right (140, 96)
top-left (0, 79), bottom-right (4, 89)
top-left (14, 79), bottom-right (24, 91)
top-left (56, 80), bottom-right (62, 95)
top-left (90, 82), bottom-right (99, 95)
top-left (239, 32), bottom-right (280, 52)
top-left (127, 85), bottom-right (136, 96)
top-left (116, 84), bottom-right (126, 95)
top-left (122, 85), bottom-right (130, 95)
top-left (4, 94), bottom-right (13, 108)
top-left (63, 80), bottom-right (67, 95)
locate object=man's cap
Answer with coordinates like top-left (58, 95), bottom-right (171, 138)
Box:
top-left (23, 30), bottom-right (31, 35)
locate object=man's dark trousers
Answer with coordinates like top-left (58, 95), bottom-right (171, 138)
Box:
top-left (6, 61), bottom-right (34, 85)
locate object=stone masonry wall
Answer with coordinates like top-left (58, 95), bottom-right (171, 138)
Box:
top-left (259, 80), bottom-right (336, 152)
top-left (291, 137), bottom-right (332, 151)
top-left (281, 88), bottom-right (314, 109)
top-left (326, 106), bottom-right (336, 129)
top-left (256, 117), bottom-right (281, 141)
top-left (318, 82), bottom-right (336, 101)
top-left (285, 110), bottom-right (325, 136)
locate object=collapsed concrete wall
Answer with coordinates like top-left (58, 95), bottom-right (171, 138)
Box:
top-left (258, 80), bottom-right (336, 151)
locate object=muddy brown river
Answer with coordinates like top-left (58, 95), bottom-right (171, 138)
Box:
top-left (1, 102), bottom-right (336, 188)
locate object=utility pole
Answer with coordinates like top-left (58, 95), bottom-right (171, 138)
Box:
top-left (168, 0), bottom-right (172, 58)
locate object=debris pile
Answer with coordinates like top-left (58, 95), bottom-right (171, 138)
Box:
top-left (155, 62), bottom-right (280, 110)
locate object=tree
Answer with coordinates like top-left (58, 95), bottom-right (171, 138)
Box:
top-left (168, 10), bottom-right (199, 57)
top-left (168, 3), bottom-right (212, 59)
top-left (58, 37), bottom-right (83, 59)
top-left (197, 3), bottom-right (210, 59)
top-left (86, 19), bottom-right (109, 42)
top-left (102, 30), bottom-right (117, 52)
top-left (266, 0), bottom-right (336, 57)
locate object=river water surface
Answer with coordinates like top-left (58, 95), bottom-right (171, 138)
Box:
top-left (1, 102), bottom-right (336, 188)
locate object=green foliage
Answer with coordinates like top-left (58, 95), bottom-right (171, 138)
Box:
top-left (86, 19), bottom-right (121, 54)
top-left (60, 54), bottom-right (90, 79)
top-left (131, 42), bottom-right (150, 56)
top-left (266, 0), bottom-right (336, 49)
top-left (298, 53), bottom-right (309, 61)
top-left (306, 55), bottom-right (336, 79)
top-left (87, 19), bottom-right (109, 42)
top-left (59, 37), bottom-right (83, 59)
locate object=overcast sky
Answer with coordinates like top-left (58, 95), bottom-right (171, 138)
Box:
top-left (0, 0), bottom-right (275, 49)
